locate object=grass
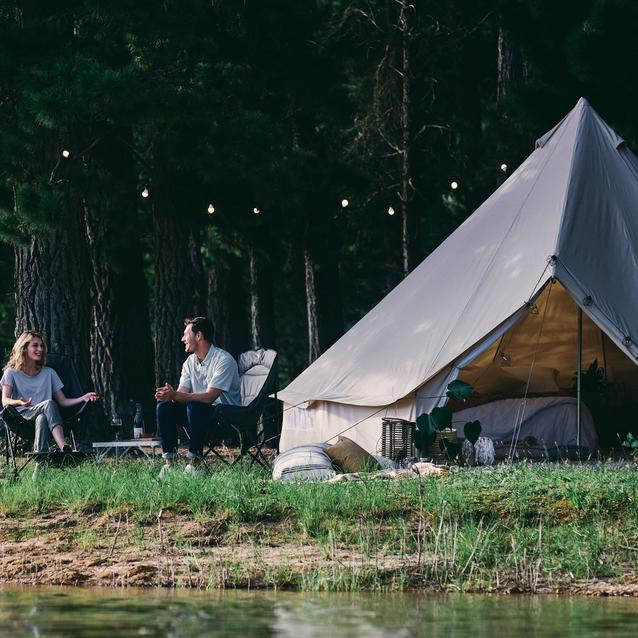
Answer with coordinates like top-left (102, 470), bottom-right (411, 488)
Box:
top-left (1, 460), bottom-right (637, 592)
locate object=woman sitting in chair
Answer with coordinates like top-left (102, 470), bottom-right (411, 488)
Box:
top-left (1, 331), bottom-right (98, 452)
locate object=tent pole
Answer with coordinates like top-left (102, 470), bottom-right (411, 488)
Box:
top-left (577, 307), bottom-right (583, 448)
top-left (600, 329), bottom-right (608, 383)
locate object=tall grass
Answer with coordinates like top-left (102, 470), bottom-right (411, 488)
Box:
top-left (1, 461), bottom-right (637, 591)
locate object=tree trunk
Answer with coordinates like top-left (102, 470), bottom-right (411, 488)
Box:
top-left (497, 26), bottom-right (525, 102)
top-left (83, 194), bottom-right (155, 431)
top-left (247, 245), bottom-right (275, 350)
top-left (248, 246), bottom-right (262, 349)
top-left (398, 0), bottom-right (413, 278)
top-left (14, 197), bottom-right (91, 387)
top-left (83, 198), bottom-right (125, 423)
top-left (304, 248), bottom-right (321, 364)
top-left (207, 262), bottom-right (231, 351)
top-left (315, 223), bottom-right (344, 352)
top-left (153, 207), bottom-right (204, 387)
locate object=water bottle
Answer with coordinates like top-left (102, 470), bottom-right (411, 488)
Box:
top-left (133, 403), bottom-right (144, 439)
top-left (111, 415), bottom-right (123, 441)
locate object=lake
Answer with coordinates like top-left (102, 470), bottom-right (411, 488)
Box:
top-left (0, 587), bottom-right (636, 637)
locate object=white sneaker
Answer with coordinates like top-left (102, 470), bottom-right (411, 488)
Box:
top-left (159, 463), bottom-right (173, 479)
top-left (184, 463), bottom-right (203, 476)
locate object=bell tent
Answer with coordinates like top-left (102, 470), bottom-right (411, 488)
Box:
top-left (278, 98), bottom-right (638, 455)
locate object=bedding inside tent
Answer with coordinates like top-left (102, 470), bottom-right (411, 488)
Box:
top-left (452, 280), bottom-right (638, 455)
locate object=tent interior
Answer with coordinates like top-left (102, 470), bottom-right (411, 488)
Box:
top-left (452, 279), bottom-right (638, 453)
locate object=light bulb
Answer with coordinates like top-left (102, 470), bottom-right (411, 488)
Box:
top-left (500, 163), bottom-right (508, 172)
top-left (253, 207), bottom-right (260, 214)
top-left (341, 198), bottom-right (349, 208)
top-left (141, 187), bottom-right (149, 198)
top-left (387, 206), bottom-right (395, 216)
top-left (450, 181), bottom-right (458, 190)
top-left (207, 204), bottom-right (215, 214)
top-left (61, 149), bottom-right (70, 158)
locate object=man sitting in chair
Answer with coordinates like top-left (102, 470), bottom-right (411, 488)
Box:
top-left (155, 317), bottom-right (241, 477)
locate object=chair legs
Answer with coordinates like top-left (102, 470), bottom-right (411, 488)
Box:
top-left (203, 422), bottom-right (272, 470)
top-left (3, 426), bottom-right (36, 479)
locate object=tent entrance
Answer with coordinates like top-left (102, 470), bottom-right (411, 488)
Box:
top-left (456, 280), bottom-right (638, 450)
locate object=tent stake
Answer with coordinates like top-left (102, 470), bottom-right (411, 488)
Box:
top-left (577, 307), bottom-right (582, 448)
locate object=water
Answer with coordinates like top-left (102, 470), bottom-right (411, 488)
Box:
top-left (0, 587), bottom-right (637, 637)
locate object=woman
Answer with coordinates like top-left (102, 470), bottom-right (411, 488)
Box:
top-left (1, 331), bottom-right (99, 452)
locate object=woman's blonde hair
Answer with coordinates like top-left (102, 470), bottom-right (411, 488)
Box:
top-left (4, 331), bottom-right (48, 372)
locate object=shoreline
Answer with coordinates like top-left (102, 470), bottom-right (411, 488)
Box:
top-left (2, 509), bottom-right (638, 596)
top-left (1, 460), bottom-right (638, 595)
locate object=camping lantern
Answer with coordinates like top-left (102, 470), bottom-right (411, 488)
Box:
top-left (381, 418), bottom-right (415, 462)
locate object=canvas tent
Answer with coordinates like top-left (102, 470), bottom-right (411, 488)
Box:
top-left (278, 98), bottom-right (638, 454)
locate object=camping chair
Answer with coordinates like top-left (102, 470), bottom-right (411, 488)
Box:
top-left (2, 353), bottom-right (91, 477)
top-left (204, 348), bottom-right (279, 469)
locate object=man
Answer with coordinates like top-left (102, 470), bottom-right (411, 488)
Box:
top-left (155, 317), bottom-right (241, 476)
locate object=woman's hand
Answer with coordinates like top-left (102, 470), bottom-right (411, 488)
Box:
top-left (82, 392), bottom-right (99, 402)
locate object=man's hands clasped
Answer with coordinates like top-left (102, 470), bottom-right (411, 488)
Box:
top-left (155, 383), bottom-right (176, 402)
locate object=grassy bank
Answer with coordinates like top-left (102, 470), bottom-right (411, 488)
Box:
top-left (0, 461), bottom-right (637, 593)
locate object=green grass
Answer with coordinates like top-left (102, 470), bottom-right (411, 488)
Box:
top-left (1, 460), bottom-right (637, 592)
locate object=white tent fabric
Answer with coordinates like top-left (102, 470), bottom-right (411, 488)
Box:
top-left (279, 98), bottom-right (638, 453)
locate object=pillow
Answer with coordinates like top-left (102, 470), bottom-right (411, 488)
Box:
top-left (465, 366), bottom-right (526, 397)
top-left (503, 366), bottom-right (560, 394)
top-left (325, 436), bottom-right (381, 473)
top-left (273, 444), bottom-right (336, 482)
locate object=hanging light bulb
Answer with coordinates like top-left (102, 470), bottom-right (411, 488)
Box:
top-left (253, 207), bottom-right (260, 214)
top-left (450, 181), bottom-right (459, 190)
top-left (500, 163), bottom-right (508, 172)
top-left (61, 149), bottom-right (70, 158)
top-left (341, 198), bottom-right (349, 208)
top-left (141, 187), bottom-right (149, 198)
top-left (387, 206), bottom-right (395, 216)
top-left (207, 204), bottom-right (215, 214)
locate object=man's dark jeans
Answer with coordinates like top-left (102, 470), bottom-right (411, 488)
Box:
top-left (156, 401), bottom-right (218, 459)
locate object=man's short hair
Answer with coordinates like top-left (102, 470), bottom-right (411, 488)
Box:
top-left (184, 317), bottom-right (215, 343)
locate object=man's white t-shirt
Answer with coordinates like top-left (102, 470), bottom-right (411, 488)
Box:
top-left (178, 345), bottom-right (241, 405)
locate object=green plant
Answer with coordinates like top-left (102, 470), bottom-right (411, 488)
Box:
top-left (414, 380), bottom-right (479, 462)
top-left (621, 432), bottom-right (638, 458)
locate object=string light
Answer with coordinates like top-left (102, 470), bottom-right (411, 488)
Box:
top-left (450, 181), bottom-right (459, 190)
top-left (253, 207), bottom-right (260, 214)
top-left (500, 163), bottom-right (508, 172)
top-left (387, 206), bottom-right (395, 216)
top-left (207, 204), bottom-right (215, 214)
top-left (61, 149), bottom-right (70, 158)
top-left (341, 199), bottom-right (349, 208)
top-left (141, 187), bottom-right (149, 198)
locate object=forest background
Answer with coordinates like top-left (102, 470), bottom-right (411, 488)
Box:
top-left (0, 0), bottom-right (636, 436)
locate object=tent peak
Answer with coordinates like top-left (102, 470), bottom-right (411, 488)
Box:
top-left (535, 97), bottom-right (622, 150)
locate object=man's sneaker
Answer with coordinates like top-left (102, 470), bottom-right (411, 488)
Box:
top-left (159, 463), bottom-right (173, 479)
top-left (184, 463), bottom-right (203, 476)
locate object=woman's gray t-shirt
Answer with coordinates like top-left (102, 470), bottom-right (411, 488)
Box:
top-left (0, 367), bottom-right (64, 412)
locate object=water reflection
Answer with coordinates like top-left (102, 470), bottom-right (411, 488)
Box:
top-left (0, 587), bottom-right (637, 638)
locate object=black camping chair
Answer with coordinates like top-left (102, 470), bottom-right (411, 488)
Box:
top-left (204, 348), bottom-right (279, 469)
top-left (2, 353), bottom-right (91, 477)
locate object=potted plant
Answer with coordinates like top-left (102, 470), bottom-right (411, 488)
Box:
top-left (621, 432), bottom-right (638, 461)
top-left (414, 380), bottom-right (479, 463)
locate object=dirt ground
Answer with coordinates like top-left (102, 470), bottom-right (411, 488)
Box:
top-left (1, 510), bottom-right (638, 595)
top-left (0, 509), bottom-right (417, 589)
